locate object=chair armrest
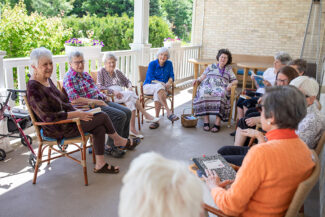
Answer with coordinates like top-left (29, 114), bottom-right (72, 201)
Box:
top-left (34, 118), bottom-right (80, 126)
top-left (203, 203), bottom-right (232, 217)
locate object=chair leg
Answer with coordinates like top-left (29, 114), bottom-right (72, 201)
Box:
top-left (90, 136), bottom-right (95, 164)
top-left (137, 109), bottom-right (141, 130)
top-left (81, 143), bottom-right (88, 186)
top-left (33, 142), bottom-right (43, 184)
top-left (47, 147), bottom-right (52, 165)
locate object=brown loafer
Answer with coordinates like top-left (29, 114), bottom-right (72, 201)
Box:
top-left (149, 122), bottom-right (159, 129)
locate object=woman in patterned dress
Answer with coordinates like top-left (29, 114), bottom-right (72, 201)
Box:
top-left (97, 52), bottom-right (160, 139)
top-left (193, 49), bottom-right (238, 132)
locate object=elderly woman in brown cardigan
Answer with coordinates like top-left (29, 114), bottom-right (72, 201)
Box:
top-left (27, 47), bottom-right (137, 174)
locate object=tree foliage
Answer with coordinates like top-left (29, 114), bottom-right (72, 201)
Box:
top-left (63, 15), bottom-right (174, 50)
top-left (161, 0), bottom-right (193, 40)
top-left (0, 1), bottom-right (72, 57)
top-left (31, 0), bottom-right (74, 17)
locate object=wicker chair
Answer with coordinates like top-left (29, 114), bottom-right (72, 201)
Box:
top-left (24, 96), bottom-right (95, 186)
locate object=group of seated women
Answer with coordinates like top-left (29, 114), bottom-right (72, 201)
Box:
top-left (27, 46), bottom-right (323, 216)
top-left (27, 46), bottom-right (179, 173)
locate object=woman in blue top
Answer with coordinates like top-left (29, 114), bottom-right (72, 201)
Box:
top-left (143, 48), bottom-right (179, 127)
top-left (193, 49), bottom-right (238, 132)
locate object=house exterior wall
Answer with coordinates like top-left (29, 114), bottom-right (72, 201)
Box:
top-left (191, 0), bottom-right (311, 59)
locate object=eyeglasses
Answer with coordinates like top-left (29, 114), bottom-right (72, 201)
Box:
top-left (276, 79), bottom-right (288, 83)
top-left (72, 60), bottom-right (85, 65)
top-left (305, 95), bottom-right (310, 98)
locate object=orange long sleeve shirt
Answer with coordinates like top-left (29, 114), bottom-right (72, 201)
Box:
top-left (211, 129), bottom-right (315, 217)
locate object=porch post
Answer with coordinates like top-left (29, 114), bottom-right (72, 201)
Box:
top-left (130, 0), bottom-right (151, 82)
top-left (0, 51), bottom-right (6, 89)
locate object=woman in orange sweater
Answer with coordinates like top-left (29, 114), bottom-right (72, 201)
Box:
top-left (205, 85), bottom-right (315, 217)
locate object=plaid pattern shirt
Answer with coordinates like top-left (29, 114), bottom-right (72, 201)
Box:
top-left (63, 68), bottom-right (105, 101)
top-left (97, 67), bottom-right (132, 94)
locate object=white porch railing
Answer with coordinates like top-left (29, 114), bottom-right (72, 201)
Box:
top-left (1, 45), bottom-right (200, 106)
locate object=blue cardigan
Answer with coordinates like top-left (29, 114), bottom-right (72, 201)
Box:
top-left (144, 59), bottom-right (175, 85)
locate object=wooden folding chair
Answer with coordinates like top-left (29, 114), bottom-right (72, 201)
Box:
top-left (203, 150), bottom-right (320, 217)
top-left (89, 70), bottom-right (141, 130)
top-left (24, 96), bottom-right (95, 186)
top-left (138, 65), bottom-right (175, 123)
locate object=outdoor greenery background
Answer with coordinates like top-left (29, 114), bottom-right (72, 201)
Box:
top-left (0, 0), bottom-right (193, 58)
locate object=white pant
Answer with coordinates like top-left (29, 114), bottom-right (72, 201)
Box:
top-left (110, 86), bottom-right (138, 111)
top-left (143, 83), bottom-right (165, 101)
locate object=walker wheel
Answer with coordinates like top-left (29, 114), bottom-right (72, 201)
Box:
top-left (0, 149), bottom-right (6, 161)
top-left (21, 135), bottom-right (32, 147)
top-left (29, 154), bottom-right (36, 168)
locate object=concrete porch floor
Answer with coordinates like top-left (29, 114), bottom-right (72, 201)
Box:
top-left (0, 87), bottom-right (320, 217)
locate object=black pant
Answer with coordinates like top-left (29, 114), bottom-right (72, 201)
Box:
top-left (218, 146), bottom-right (250, 166)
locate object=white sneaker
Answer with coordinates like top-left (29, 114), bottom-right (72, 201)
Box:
top-left (144, 117), bottom-right (160, 123)
top-left (129, 131), bottom-right (144, 139)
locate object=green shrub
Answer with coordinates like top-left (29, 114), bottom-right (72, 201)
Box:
top-left (63, 15), bottom-right (174, 50)
top-left (0, 1), bottom-right (72, 58)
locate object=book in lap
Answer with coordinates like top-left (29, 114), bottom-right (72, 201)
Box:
top-left (86, 107), bottom-right (102, 114)
top-left (253, 75), bottom-right (265, 88)
top-left (192, 154), bottom-right (236, 182)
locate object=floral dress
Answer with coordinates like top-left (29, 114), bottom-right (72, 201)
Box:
top-left (193, 64), bottom-right (237, 121)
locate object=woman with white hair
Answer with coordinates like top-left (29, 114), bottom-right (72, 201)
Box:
top-left (143, 47), bottom-right (178, 129)
top-left (290, 76), bottom-right (325, 149)
top-left (97, 52), bottom-right (159, 138)
top-left (27, 47), bottom-right (133, 174)
top-left (119, 152), bottom-right (203, 217)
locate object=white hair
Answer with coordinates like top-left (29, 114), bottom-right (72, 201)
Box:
top-left (156, 47), bottom-right (170, 59)
top-left (30, 47), bottom-right (52, 68)
top-left (102, 52), bottom-right (117, 63)
top-left (119, 152), bottom-right (203, 217)
top-left (68, 50), bottom-right (84, 62)
top-left (290, 76), bottom-right (319, 97)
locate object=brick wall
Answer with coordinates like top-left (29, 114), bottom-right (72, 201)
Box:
top-left (191, 0), bottom-right (312, 59)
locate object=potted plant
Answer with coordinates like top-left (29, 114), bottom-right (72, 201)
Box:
top-left (64, 33), bottom-right (104, 60)
top-left (163, 37), bottom-right (181, 48)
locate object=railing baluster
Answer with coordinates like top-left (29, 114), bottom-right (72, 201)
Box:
top-left (59, 63), bottom-right (66, 80)
top-left (17, 66), bottom-right (27, 91)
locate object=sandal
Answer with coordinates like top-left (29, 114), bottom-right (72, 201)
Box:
top-left (203, 123), bottom-right (210, 131)
top-left (149, 122), bottom-right (159, 129)
top-left (167, 114), bottom-right (179, 122)
top-left (211, 125), bottom-right (220, 133)
top-left (119, 138), bottom-right (141, 150)
top-left (93, 163), bottom-right (119, 174)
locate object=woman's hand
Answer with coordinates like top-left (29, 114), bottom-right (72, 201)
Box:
top-left (263, 80), bottom-right (271, 87)
top-left (245, 116), bottom-right (260, 127)
top-left (242, 128), bottom-right (264, 139)
top-left (114, 91), bottom-right (124, 99)
top-left (165, 82), bottom-right (172, 90)
top-left (94, 100), bottom-right (107, 107)
top-left (226, 83), bottom-right (233, 91)
top-left (193, 79), bottom-right (201, 86)
top-left (204, 169), bottom-right (234, 190)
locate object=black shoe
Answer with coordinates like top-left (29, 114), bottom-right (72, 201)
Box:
top-left (105, 147), bottom-right (126, 158)
top-left (230, 131), bottom-right (236, 136)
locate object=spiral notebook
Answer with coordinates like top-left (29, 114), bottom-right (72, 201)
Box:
top-left (192, 154), bottom-right (236, 182)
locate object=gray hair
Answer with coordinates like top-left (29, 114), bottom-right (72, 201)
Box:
top-left (263, 86), bottom-right (306, 129)
top-left (156, 47), bottom-right (170, 59)
top-left (274, 51), bottom-right (292, 65)
top-left (290, 76), bottom-right (319, 97)
top-left (30, 47), bottom-right (52, 68)
top-left (119, 152), bottom-right (203, 217)
top-left (68, 50), bottom-right (84, 62)
top-left (102, 52), bottom-right (117, 63)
